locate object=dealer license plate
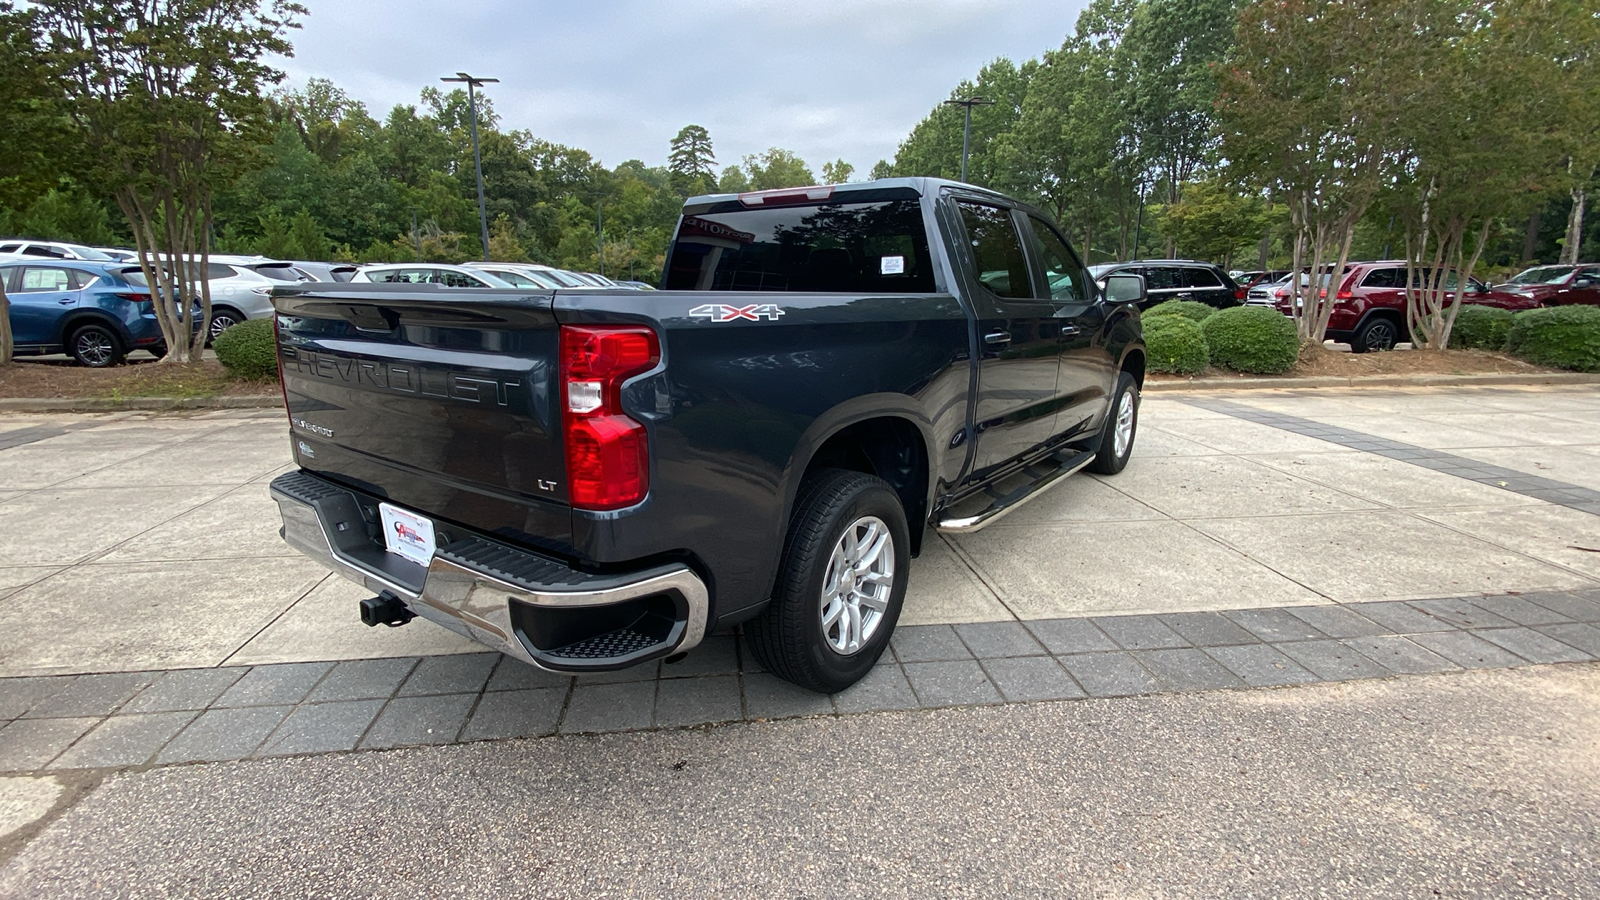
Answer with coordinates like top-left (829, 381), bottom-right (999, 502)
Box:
top-left (379, 502), bottom-right (436, 566)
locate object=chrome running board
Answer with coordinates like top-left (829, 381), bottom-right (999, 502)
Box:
top-left (936, 448), bottom-right (1096, 533)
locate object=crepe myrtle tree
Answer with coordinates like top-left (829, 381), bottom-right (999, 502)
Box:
top-left (35, 0), bottom-right (303, 363)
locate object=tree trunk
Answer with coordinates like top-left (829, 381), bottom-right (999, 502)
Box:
top-left (1562, 185), bottom-right (1586, 265)
top-left (1521, 210), bottom-right (1541, 264)
top-left (0, 281), bottom-right (12, 365)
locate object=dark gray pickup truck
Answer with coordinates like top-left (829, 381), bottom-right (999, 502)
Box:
top-left (268, 177), bottom-right (1147, 692)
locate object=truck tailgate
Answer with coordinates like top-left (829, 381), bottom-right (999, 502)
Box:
top-left (274, 287), bottom-right (573, 554)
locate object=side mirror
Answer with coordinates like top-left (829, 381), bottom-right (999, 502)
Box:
top-left (1575, 277), bottom-right (1596, 289)
top-left (1104, 272), bottom-right (1147, 305)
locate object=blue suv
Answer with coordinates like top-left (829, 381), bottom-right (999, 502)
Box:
top-left (1, 260), bottom-right (168, 366)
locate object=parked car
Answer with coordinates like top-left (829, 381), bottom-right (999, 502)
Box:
top-left (0, 260), bottom-right (168, 366)
top-left (291, 261), bottom-right (359, 283)
top-left (614, 280), bottom-right (657, 291)
top-left (0, 240), bottom-right (117, 262)
top-left (1088, 259), bottom-right (1242, 309)
top-left (1247, 271), bottom-right (1337, 306)
top-left (462, 262), bottom-right (568, 289)
top-left (1273, 260), bottom-right (1541, 352)
top-left (1495, 263), bottom-right (1600, 307)
top-left (1237, 269), bottom-right (1291, 292)
top-left (350, 264), bottom-right (514, 288)
top-left (268, 177), bottom-right (1147, 693)
top-left (94, 247), bottom-right (139, 262)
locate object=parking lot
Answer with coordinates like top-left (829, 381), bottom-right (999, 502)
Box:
top-left (2, 384), bottom-right (1599, 894)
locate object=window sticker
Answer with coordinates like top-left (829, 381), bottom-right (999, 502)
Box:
top-left (880, 255), bottom-right (905, 275)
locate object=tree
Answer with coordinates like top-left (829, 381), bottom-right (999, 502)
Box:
top-left (883, 58), bottom-right (1031, 186)
top-left (821, 159), bottom-right (855, 185)
top-left (668, 125), bottom-right (717, 196)
top-left (741, 148), bottom-right (816, 191)
top-left (1156, 180), bottom-right (1270, 267)
top-left (717, 165), bottom-right (750, 193)
top-left (35, 0), bottom-right (303, 363)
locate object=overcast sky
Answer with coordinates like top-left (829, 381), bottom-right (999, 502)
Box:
top-left (278, 0), bottom-right (1090, 175)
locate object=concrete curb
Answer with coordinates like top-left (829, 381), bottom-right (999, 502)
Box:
top-left (0, 395), bottom-right (280, 413)
top-left (1145, 372), bottom-right (1600, 393)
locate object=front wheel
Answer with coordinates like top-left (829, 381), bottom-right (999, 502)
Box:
top-left (1088, 372), bottom-right (1139, 475)
top-left (747, 469), bottom-right (910, 693)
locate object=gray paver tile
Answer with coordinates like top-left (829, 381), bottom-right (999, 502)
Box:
top-left (573, 661), bottom-right (661, 684)
top-left (743, 673), bottom-right (835, 720)
top-left (1057, 652), bottom-right (1160, 698)
top-left (1475, 628), bottom-right (1593, 664)
top-left (396, 653), bottom-right (496, 696)
top-left (1534, 623), bottom-right (1600, 657)
top-left (49, 712), bottom-right (195, 769)
top-left (1157, 612), bottom-right (1260, 648)
top-left (23, 672), bottom-right (158, 719)
top-left (122, 668), bottom-right (247, 714)
top-left (360, 694), bottom-right (477, 749)
top-left (1135, 649), bottom-right (1247, 692)
top-left (306, 658), bottom-right (418, 703)
top-left (1344, 636), bottom-right (1459, 675)
top-left (890, 625), bottom-right (972, 662)
top-left (655, 675), bottom-right (742, 727)
top-left (954, 621), bottom-right (1045, 658)
top-left (661, 635), bottom-right (739, 678)
top-left (1350, 600), bottom-right (1456, 634)
top-left (1285, 606), bottom-right (1390, 639)
top-left (459, 688), bottom-right (565, 741)
top-left (1410, 598), bottom-right (1515, 630)
top-left (831, 663), bottom-right (917, 714)
top-left (1206, 645), bottom-right (1318, 687)
top-left (257, 700), bottom-right (384, 757)
top-left (1223, 608), bottom-right (1327, 643)
top-left (1522, 592), bottom-right (1600, 623)
top-left (981, 656), bottom-right (1085, 702)
top-left (560, 681), bottom-right (656, 733)
top-left (1467, 596), bottom-right (1574, 627)
top-left (904, 660), bottom-right (1002, 708)
top-left (0, 677), bottom-right (76, 720)
top-left (1092, 616), bottom-right (1190, 651)
top-left (486, 658), bottom-right (572, 691)
top-left (1024, 618), bottom-right (1117, 655)
top-left (215, 663), bottom-right (333, 708)
top-left (1407, 631), bottom-right (1527, 669)
top-left (1277, 640), bottom-right (1390, 681)
top-left (156, 706), bottom-right (290, 763)
top-left (0, 717), bottom-right (99, 771)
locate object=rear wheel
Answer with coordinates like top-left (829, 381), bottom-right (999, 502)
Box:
top-left (1351, 316), bottom-right (1401, 353)
top-left (69, 324), bottom-right (123, 368)
top-left (747, 469), bottom-right (910, 693)
top-left (1088, 372), bottom-right (1139, 475)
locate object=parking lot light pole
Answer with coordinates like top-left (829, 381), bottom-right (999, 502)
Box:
top-left (440, 72), bottom-right (498, 261)
top-left (943, 96), bottom-right (994, 183)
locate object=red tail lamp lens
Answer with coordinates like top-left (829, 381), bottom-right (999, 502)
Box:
top-left (560, 325), bottom-right (660, 511)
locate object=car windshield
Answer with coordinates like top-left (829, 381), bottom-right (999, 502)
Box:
top-left (65, 244), bottom-right (113, 261)
top-left (1087, 264), bottom-right (1117, 278)
top-left (1505, 265), bottom-right (1573, 285)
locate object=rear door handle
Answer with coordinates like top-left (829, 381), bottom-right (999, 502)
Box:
top-left (1059, 325), bottom-right (1080, 337)
top-left (983, 331), bottom-right (1012, 346)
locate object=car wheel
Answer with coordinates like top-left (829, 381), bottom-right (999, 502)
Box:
top-left (1088, 371), bottom-right (1139, 475)
top-left (208, 308), bottom-right (244, 342)
top-left (746, 468), bottom-right (910, 693)
top-left (69, 324), bottom-right (124, 368)
top-left (1351, 317), bottom-right (1400, 353)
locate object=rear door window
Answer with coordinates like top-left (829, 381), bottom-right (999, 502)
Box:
top-left (1361, 268), bottom-right (1405, 289)
top-left (1142, 267), bottom-right (1181, 290)
top-left (1025, 216), bottom-right (1086, 303)
top-left (957, 202), bottom-right (1032, 300)
top-left (439, 270), bottom-right (483, 288)
top-left (21, 245), bottom-right (66, 258)
top-left (18, 267), bottom-right (74, 292)
top-left (1181, 267), bottom-right (1221, 289)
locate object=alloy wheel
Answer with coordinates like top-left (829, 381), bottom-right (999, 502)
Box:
top-left (819, 515), bottom-right (895, 655)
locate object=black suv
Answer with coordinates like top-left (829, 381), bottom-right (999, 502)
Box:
top-left (1089, 260), bottom-right (1242, 310)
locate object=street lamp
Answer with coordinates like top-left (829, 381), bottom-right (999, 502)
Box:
top-left (943, 96), bottom-right (994, 183)
top-left (440, 72), bottom-right (498, 261)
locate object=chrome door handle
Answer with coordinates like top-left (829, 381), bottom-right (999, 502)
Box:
top-left (983, 331), bottom-right (1012, 346)
top-left (1059, 325), bottom-right (1080, 337)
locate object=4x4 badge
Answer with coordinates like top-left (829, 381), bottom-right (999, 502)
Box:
top-left (690, 303), bottom-right (786, 322)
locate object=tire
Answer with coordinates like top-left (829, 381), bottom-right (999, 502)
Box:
top-left (1088, 371), bottom-right (1139, 475)
top-left (747, 468), bottom-right (911, 693)
top-left (1351, 316), bottom-right (1401, 353)
top-left (68, 323), bottom-right (124, 368)
top-left (208, 308), bottom-right (244, 342)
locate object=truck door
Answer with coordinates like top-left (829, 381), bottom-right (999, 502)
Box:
top-left (1022, 215), bottom-right (1112, 440)
top-left (952, 199), bottom-right (1064, 483)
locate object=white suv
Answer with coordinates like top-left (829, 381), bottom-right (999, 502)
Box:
top-left (0, 240), bottom-right (117, 262)
top-left (351, 264), bottom-right (513, 288)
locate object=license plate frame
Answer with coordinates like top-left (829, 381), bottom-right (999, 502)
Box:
top-left (379, 502), bottom-right (436, 567)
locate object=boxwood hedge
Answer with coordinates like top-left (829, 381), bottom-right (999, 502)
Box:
top-left (1144, 315), bottom-right (1210, 375)
top-left (1200, 306), bottom-right (1300, 375)
top-left (1144, 299), bottom-right (1218, 324)
top-left (212, 317), bottom-right (279, 380)
top-left (1450, 305), bottom-right (1514, 351)
top-left (1506, 306), bottom-right (1600, 372)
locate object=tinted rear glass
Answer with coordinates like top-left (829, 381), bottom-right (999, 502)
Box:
top-left (664, 199), bottom-right (936, 293)
top-left (255, 264), bottom-right (303, 282)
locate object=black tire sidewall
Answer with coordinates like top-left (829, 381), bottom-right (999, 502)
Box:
top-left (1090, 372), bottom-right (1138, 475)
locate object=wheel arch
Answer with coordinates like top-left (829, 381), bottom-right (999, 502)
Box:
top-left (57, 309), bottom-right (133, 347)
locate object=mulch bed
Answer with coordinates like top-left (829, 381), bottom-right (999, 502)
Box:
top-left (0, 357), bottom-right (274, 400)
top-left (1151, 345), bottom-right (1557, 382)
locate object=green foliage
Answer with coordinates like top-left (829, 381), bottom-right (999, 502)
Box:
top-left (820, 159), bottom-right (855, 185)
top-left (1451, 305), bottom-right (1514, 351)
top-left (1144, 299), bottom-right (1217, 324)
top-left (1143, 315), bottom-right (1210, 375)
top-left (1201, 306), bottom-right (1301, 374)
top-left (1506, 306), bottom-right (1600, 372)
top-left (1155, 179), bottom-right (1271, 268)
top-left (741, 149), bottom-right (817, 191)
top-left (883, 58), bottom-right (1031, 187)
top-left (0, 186), bottom-right (119, 245)
top-left (212, 318), bottom-right (279, 380)
top-left (668, 125), bottom-right (716, 196)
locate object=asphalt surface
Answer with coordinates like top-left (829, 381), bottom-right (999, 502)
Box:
top-left (2, 663), bottom-right (1596, 899)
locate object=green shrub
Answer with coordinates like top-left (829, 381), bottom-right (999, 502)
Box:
top-left (1144, 299), bottom-right (1218, 324)
top-left (1200, 306), bottom-right (1300, 375)
top-left (1144, 315), bottom-right (1210, 375)
top-left (1451, 305), bottom-right (1514, 351)
top-left (212, 317), bottom-right (279, 380)
top-left (1506, 306), bottom-right (1600, 372)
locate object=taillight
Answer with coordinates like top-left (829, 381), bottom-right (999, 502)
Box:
top-left (1336, 290), bottom-right (1354, 301)
top-left (1234, 288), bottom-right (1246, 301)
top-left (560, 325), bottom-right (660, 510)
top-left (115, 292), bottom-right (152, 303)
top-left (1273, 288), bottom-right (1288, 299)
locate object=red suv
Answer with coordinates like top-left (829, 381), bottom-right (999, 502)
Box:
top-left (1273, 261), bottom-right (1540, 352)
top-left (1494, 264), bottom-right (1600, 307)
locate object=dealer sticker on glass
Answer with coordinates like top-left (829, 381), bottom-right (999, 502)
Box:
top-left (379, 502), bottom-right (436, 566)
top-left (880, 255), bottom-right (905, 275)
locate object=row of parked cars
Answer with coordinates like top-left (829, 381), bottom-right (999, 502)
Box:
top-left (0, 239), bottom-right (653, 367)
top-left (1090, 257), bottom-right (1600, 353)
